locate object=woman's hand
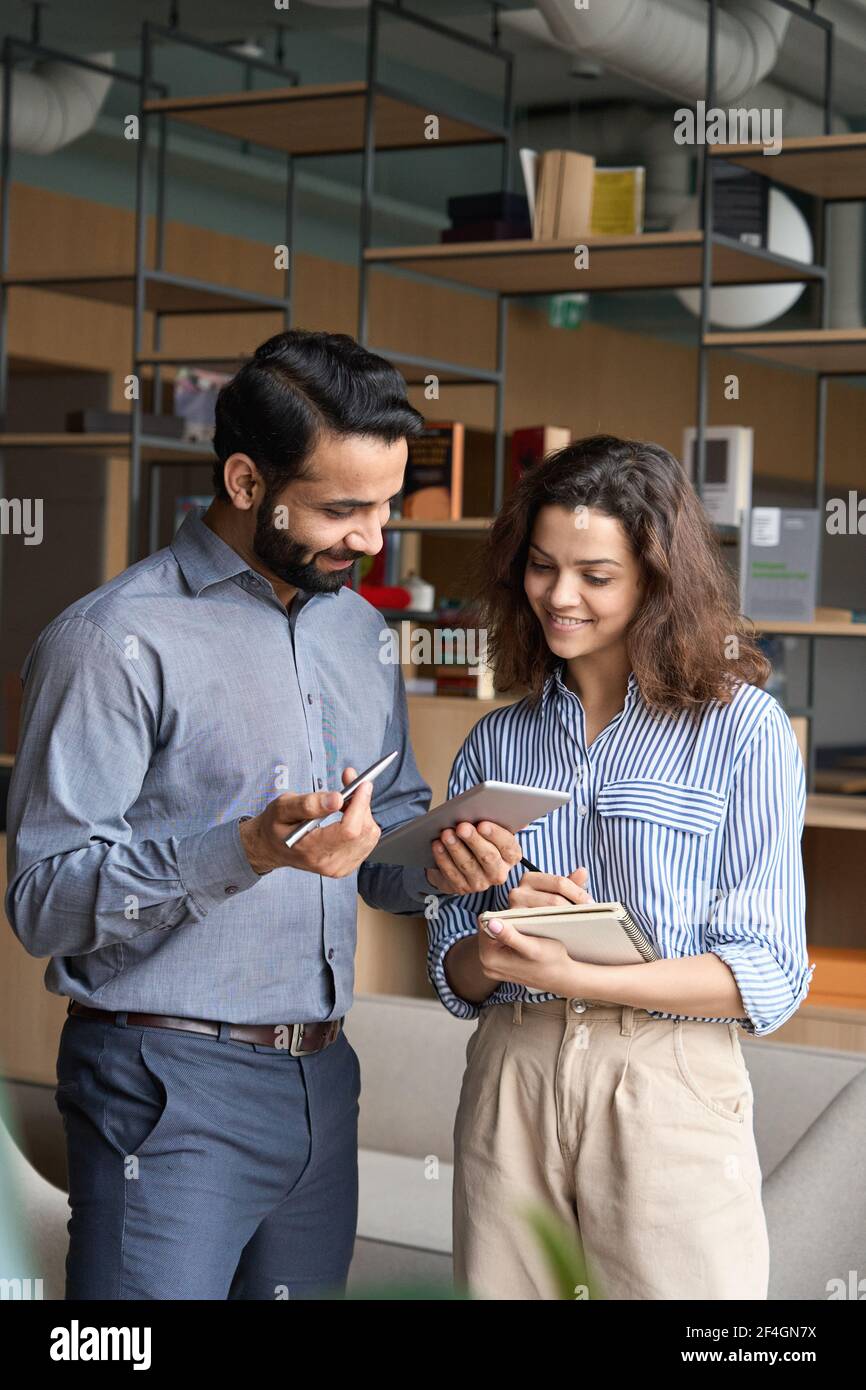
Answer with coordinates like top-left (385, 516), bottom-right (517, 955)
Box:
top-left (477, 917), bottom-right (577, 996)
top-left (508, 865), bottom-right (593, 909)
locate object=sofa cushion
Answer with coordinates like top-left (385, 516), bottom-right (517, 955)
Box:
top-left (358, 1148), bottom-right (453, 1255)
top-left (763, 1066), bottom-right (866, 1300)
top-left (347, 995), bottom-right (475, 1161)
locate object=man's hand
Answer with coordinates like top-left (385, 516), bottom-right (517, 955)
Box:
top-left (239, 766), bottom-right (380, 878)
top-left (508, 866), bottom-right (593, 909)
top-left (477, 916), bottom-right (575, 995)
top-left (426, 819), bottom-right (522, 896)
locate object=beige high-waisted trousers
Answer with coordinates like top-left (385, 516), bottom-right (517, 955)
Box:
top-left (452, 997), bottom-right (769, 1300)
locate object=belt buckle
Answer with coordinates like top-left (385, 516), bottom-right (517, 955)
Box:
top-left (289, 1023), bottom-right (310, 1057)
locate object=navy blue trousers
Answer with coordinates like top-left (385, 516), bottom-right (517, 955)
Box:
top-left (54, 1011), bottom-right (360, 1300)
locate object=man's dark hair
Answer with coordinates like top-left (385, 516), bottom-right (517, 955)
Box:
top-left (211, 328), bottom-right (426, 501)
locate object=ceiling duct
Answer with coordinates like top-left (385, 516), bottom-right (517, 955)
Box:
top-left (0, 52), bottom-right (115, 155)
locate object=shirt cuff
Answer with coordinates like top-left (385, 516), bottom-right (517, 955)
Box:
top-left (428, 930), bottom-right (482, 1020)
top-left (710, 942), bottom-right (816, 1037)
top-left (176, 817), bottom-right (262, 914)
top-left (402, 863), bottom-right (435, 907)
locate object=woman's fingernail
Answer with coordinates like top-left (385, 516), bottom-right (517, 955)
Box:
top-left (485, 919), bottom-right (503, 935)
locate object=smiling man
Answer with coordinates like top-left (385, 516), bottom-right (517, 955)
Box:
top-left (5, 328), bottom-right (522, 1300)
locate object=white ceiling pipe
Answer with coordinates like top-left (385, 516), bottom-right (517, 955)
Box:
top-left (525, 0), bottom-right (791, 105)
top-left (0, 53), bottom-right (115, 155)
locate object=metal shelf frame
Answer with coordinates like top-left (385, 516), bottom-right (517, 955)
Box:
top-left (133, 20), bottom-right (300, 560)
top-left (695, 0), bottom-right (860, 797)
top-left (356, 0), bottom-right (515, 514)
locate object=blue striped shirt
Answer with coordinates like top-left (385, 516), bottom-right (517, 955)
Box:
top-left (427, 664), bottom-right (814, 1037)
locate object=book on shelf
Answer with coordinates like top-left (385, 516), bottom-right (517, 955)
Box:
top-left (401, 422), bottom-right (464, 521)
top-left (533, 150), bottom-right (596, 240)
top-left (447, 190), bottom-right (531, 224)
top-left (712, 163), bottom-right (769, 248)
top-left (511, 425), bottom-right (572, 486)
top-left (519, 148), bottom-right (539, 234)
top-left (742, 508), bottom-right (820, 623)
top-left (590, 167), bottom-right (645, 236)
top-left (682, 425), bottom-right (753, 529)
top-left (442, 218), bottom-right (532, 243)
top-left (442, 190), bottom-right (531, 242)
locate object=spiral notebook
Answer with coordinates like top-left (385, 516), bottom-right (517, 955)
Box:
top-left (477, 902), bottom-right (659, 966)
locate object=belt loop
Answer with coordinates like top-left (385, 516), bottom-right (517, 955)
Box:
top-left (512, 1001), bottom-right (523, 1025)
top-left (217, 1021), bottom-right (232, 1044)
top-left (115, 1011), bottom-right (128, 1029)
top-left (620, 1005), bottom-right (635, 1037)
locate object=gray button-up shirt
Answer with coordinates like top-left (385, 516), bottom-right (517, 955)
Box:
top-left (5, 506), bottom-right (437, 1023)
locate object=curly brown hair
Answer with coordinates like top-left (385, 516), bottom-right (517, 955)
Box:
top-left (469, 434), bottom-right (769, 722)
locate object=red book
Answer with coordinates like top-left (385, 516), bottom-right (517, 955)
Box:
top-left (510, 425), bottom-right (572, 487)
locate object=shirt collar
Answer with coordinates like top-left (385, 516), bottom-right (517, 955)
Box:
top-left (541, 662), bottom-right (640, 713)
top-left (171, 504), bottom-right (337, 604)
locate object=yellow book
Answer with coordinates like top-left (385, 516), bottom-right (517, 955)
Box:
top-left (590, 167), bottom-right (645, 236)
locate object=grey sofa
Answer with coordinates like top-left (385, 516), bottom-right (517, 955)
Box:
top-left (3, 992), bottom-right (864, 1299)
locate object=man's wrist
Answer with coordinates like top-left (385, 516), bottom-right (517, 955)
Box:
top-left (239, 815), bottom-right (275, 876)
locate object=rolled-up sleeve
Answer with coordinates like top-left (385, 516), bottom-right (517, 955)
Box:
top-left (705, 703), bottom-right (814, 1037)
top-left (5, 617), bottom-right (260, 959)
top-left (426, 725), bottom-right (498, 1020)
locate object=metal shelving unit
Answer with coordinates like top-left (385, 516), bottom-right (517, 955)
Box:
top-left (362, 0), bottom-right (862, 801)
top-left (127, 14), bottom-right (506, 558)
top-left (696, 0), bottom-right (866, 799)
top-left (356, 0), bottom-right (514, 518)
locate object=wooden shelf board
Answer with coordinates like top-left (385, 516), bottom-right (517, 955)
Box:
top-left (0, 432), bottom-right (213, 460)
top-left (365, 232), bottom-right (823, 295)
top-left (387, 517), bottom-right (492, 532)
top-left (705, 329), bottom-right (866, 374)
top-left (710, 133), bottom-right (866, 200)
top-left (805, 794), bottom-right (866, 830)
top-left (751, 620), bottom-right (866, 637)
top-left (143, 81), bottom-right (499, 156)
top-left (3, 270), bottom-right (285, 315)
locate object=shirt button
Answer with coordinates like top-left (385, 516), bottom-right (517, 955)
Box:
top-left (327, 948), bottom-right (335, 961)
top-left (570, 999), bottom-right (587, 1014)
top-left (307, 693), bottom-right (313, 705)
top-left (225, 885), bottom-right (239, 896)
top-left (577, 804), bottom-right (588, 816)
top-left (317, 777), bottom-right (323, 789)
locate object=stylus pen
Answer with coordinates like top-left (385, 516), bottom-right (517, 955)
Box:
top-left (520, 857), bottom-right (541, 873)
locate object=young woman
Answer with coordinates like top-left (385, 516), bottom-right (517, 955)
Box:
top-left (426, 434), bottom-right (813, 1301)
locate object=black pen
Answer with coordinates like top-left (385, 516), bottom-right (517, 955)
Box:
top-left (520, 857), bottom-right (541, 873)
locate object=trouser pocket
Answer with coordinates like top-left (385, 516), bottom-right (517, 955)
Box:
top-left (672, 1020), bottom-right (753, 1124)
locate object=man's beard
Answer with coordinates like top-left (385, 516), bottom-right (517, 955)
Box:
top-left (252, 494), bottom-right (362, 594)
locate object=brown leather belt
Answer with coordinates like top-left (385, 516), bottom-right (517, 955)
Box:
top-left (68, 1001), bottom-right (343, 1056)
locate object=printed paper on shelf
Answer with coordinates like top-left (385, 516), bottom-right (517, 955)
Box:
top-left (751, 508), bottom-right (782, 547)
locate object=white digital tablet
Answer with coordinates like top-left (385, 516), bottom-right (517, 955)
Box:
top-left (365, 781), bottom-right (571, 869)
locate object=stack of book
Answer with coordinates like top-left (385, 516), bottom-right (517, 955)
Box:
top-left (441, 191), bottom-right (532, 243)
top-left (530, 150), bottom-right (645, 239)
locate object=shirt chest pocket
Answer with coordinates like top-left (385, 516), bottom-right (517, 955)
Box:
top-left (595, 779), bottom-right (728, 925)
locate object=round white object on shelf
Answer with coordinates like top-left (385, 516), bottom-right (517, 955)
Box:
top-left (673, 187), bottom-right (813, 328)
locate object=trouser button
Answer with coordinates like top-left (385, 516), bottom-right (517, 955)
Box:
top-left (570, 999), bottom-right (587, 1014)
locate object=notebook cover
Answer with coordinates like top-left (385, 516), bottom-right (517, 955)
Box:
top-left (478, 902), bottom-right (658, 965)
